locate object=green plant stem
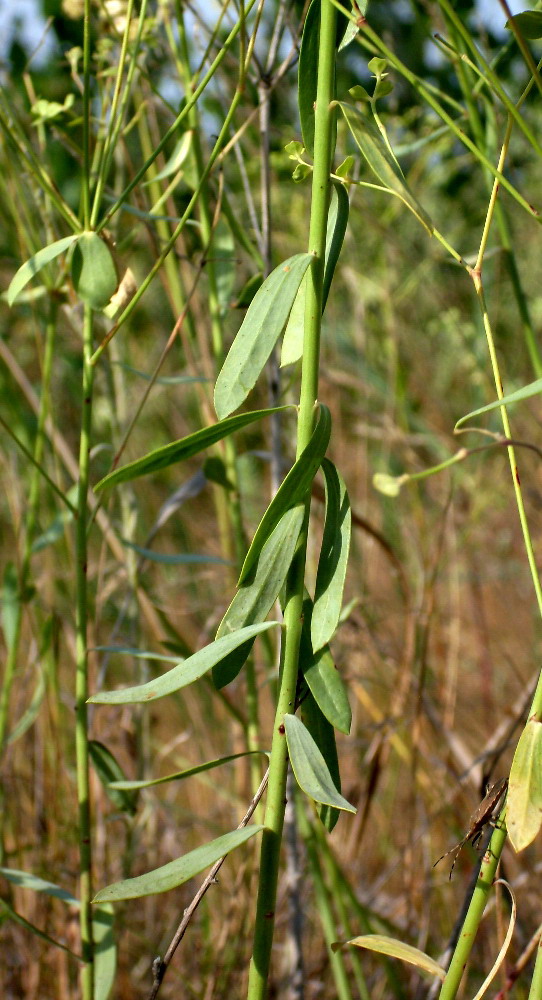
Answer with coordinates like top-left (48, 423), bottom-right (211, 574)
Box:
top-left (75, 304), bottom-right (95, 1000)
top-left (438, 818), bottom-right (507, 999)
top-left (246, 3), bottom-right (337, 997)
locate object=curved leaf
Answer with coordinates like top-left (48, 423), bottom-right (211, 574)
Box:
top-left (214, 254), bottom-right (312, 419)
top-left (455, 377), bottom-right (542, 429)
top-left (333, 935), bottom-right (446, 981)
top-left (89, 740), bottom-right (138, 815)
top-left (7, 234), bottom-right (80, 306)
top-left (109, 751), bottom-right (268, 790)
top-left (88, 621), bottom-right (279, 704)
top-left (71, 232), bottom-right (118, 310)
top-left (300, 595), bottom-right (351, 734)
top-left (281, 184), bottom-right (350, 367)
top-left (311, 459), bottom-right (351, 652)
top-left (92, 825), bottom-right (263, 902)
top-left (95, 406), bottom-right (291, 490)
top-left (508, 717), bottom-right (542, 852)
top-left (239, 404), bottom-right (331, 584)
top-left (0, 867), bottom-right (78, 905)
top-left (338, 102), bottom-right (433, 234)
top-left (506, 11), bottom-right (542, 39)
top-left (217, 506), bottom-right (304, 637)
top-left (298, 0), bottom-right (320, 157)
top-left (301, 690), bottom-right (341, 831)
top-left (284, 714), bottom-right (355, 812)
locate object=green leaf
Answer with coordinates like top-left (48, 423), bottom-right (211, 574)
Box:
top-left (95, 406), bottom-right (291, 490)
top-left (238, 405), bottom-right (331, 584)
top-left (211, 218), bottom-right (236, 314)
top-left (109, 751), bottom-right (268, 790)
top-left (8, 668), bottom-right (46, 745)
top-left (455, 377), bottom-right (542, 428)
top-left (120, 539), bottom-right (228, 566)
top-left (7, 234), bottom-right (80, 306)
top-left (507, 717), bottom-right (542, 852)
top-left (506, 11), bottom-right (542, 39)
top-left (145, 130), bottom-right (192, 183)
top-left (337, 102), bottom-right (434, 234)
top-left (92, 826), bottom-right (263, 902)
top-left (333, 935), bottom-right (446, 981)
top-left (298, 0), bottom-right (320, 157)
top-left (0, 897), bottom-right (81, 958)
top-left (214, 254), bottom-right (312, 419)
top-left (282, 186), bottom-right (349, 367)
top-left (89, 622), bottom-right (279, 704)
top-left (89, 741), bottom-right (138, 815)
top-left (301, 690), bottom-right (342, 831)
top-left (71, 232), bottom-right (118, 310)
top-left (93, 904), bottom-right (116, 1000)
top-left (2, 562), bottom-right (19, 652)
top-left (284, 714), bottom-right (355, 812)
top-left (300, 596), bottom-right (351, 734)
top-left (217, 506), bottom-right (304, 637)
top-left (212, 638), bottom-right (255, 689)
top-left (311, 459), bottom-right (351, 652)
top-left (0, 867), bottom-right (78, 905)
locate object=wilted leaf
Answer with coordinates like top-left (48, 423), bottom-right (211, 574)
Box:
top-left (332, 935), bottom-right (446, 981)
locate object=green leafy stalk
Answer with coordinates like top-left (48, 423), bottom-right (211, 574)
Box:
top-left (246, 1), bottom-right (338, 996)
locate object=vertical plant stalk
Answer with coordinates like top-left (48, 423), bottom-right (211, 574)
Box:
top-left (76, 304), bottom-right (95, 1000)
top-left (246, 2), bottom-right (337, 997)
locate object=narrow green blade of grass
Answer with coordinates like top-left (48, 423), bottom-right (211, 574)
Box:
top-left (238, 404), bottom-right (331, 584)
top-left (89, 741), bottom-right (138, 815)
top-left (92, 826), bottom-right (264, 902)
top-left (88, 622), bottom-right (279, 704)
top-left (7, 233), bottom-right (80, 306)
top-left (301, 690), bottom-right (342, 831)
top-left (282, 185), bottom-right (349, 366)
top-left (284, 714), bottom-right (355, 812)
top-left (508, 717), bottom-right (542, 852)
top-left (455, 377), bottom-right (542, 428)
top-left (311, 458), bottom-right (351, 652)
top-left (109, 751), bottom-right (268, 790)
top-left (95, 406), bottom-right (292, 490)
top-left (332, 936), bottom-right (446, 981)
top-left (338, 102), bottom-right (433, 234)
top-left (120, 539), bottom-right (229, 566)
top-left (214, 254), bottom-right (313, 419)
top-left (217, 506), bottom-right (304, 637)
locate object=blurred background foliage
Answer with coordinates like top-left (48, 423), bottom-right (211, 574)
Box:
top-left (1, 0), bottom-right (542, 997)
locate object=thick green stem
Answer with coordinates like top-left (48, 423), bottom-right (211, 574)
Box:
top-left (76, 305), bottom-right (95, 1000)
top-left (246, 3), bottom-right (337, 997)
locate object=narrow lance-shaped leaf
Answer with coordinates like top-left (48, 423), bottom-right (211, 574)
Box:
top-left (95, 406), bottom-right (292, 491)
top-left (92, 826), bottom-right (263, 902)
top-left (332, 936), bottom-right (446, 981)
top-left (311, 459), bottom-right (351, 652)
top-left (88, 621), bottom-right (279, 705)
top-left (301, 689), bottom-right (342, 831)
top-left (337, 102), bottom-right (434, 234)
top-left (284, 714), bottom-right (356, 813)
top-left (217, 505), bottom-right (305, 637)
top-left (507, 717), bottom-right (542, 852)
top-left (238, 404), bottom-right (331, 585)
top-left (0, 867), bottom-right (78, 905)
top-left (7, 233), bottom-right (80, 306)
top-left (299, 595), bottom-right (351, 735)
top-left (298, 0), bottom-right (320, 157)
top-left (282, 184), bottom-right (350, 367)
top-left (214, 254), bottom-right (313, 420)
top-left (455, 377), bottom-right (542, 429)
top-left (109, 751), bottom-right (268, 790)
top-left (89, 740), bottom-right (138, 815)
top-left (93, 905), bottom-right (116, 1000)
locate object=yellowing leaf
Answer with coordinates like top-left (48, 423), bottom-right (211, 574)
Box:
top-left (507, 717), bottom-right (542, 852)
top-left (333, 935), bottom-right (446, 981)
